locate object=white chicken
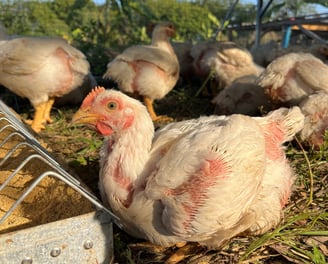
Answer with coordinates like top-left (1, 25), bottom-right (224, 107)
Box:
top-left (72, 87), bottom-right (304, 251)
top-left (103, 22), bottom-right (179, 121)
top-left (0, 26), bottom-right (93, 132)
top-left (257, 52), bottom-right (328, 106)
top-left (299, 92), bottom-right (328, 147)
top-left (212, 75), bottom-right (273, 116)
top-left (191, 40), bottom-right (264, 92)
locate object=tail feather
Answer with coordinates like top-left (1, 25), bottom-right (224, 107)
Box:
top-left (258, 106), bottom-right (304, 143)
top-left (269, 106), bottom-right (304, 142)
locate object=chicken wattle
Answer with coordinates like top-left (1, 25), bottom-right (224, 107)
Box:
top-left (72, 86), bottom-right (304, 249)
top-left (103, 22), bottom-right (179, 121)
top-left (0, 29), bottom-right (93, 132)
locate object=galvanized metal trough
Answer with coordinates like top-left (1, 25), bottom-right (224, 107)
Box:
top-left (0, 100), bottom-right (120, 264)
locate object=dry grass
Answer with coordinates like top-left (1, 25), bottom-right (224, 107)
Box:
top-left (2, 84), bottom-right (328, 264)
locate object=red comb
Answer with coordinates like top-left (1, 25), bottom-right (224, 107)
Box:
top-left (81, 86), bottom-right (106, 108)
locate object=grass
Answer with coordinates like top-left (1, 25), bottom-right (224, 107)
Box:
top-left (4, 86), bottom-right (327, 263)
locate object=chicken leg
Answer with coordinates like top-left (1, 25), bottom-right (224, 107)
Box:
top-left (25, 101), bottom-right (48, 132)
top-left (143, 96), bottom-right (172, 122)
top-left (43, 98), bottom-right (55, 124)
top-left (129, 241), bottom-right (202, 264)
top-left (25, 98), bottom-right (55, 132)
top-left (164, 242), bottom-right (203, 264)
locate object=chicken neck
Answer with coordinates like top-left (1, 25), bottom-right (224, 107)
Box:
top-left (98, 109), bottom-right (182, 245)
top-left (99, 109), bottom-right (154, 210)
top-left (152, 35), bottom-right (175, 56)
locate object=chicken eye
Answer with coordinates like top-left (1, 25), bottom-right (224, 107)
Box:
top-left (107, 101), bottom-right (117, 110)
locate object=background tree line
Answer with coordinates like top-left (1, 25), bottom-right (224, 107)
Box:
top-left (0, 0), bottom-right (327, 75)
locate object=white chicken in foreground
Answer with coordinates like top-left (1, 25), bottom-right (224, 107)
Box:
top-left (72, 87), bottom-right (304, 249)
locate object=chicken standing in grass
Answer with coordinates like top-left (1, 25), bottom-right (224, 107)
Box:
top-left (103, 22), bottom-right (179, 121)
top-left (0, 25), bottom-right (93, 133)
top-left (72, 86), bottom-right (304, 261)
top-left (257, 52), bottom-right (328, 106)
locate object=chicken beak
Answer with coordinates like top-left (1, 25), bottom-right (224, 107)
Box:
top-left (71, 107), bottom-right (100, 126)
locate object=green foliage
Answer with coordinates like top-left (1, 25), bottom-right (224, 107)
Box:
top-left (73, 136), bottom-right (102, 165)
top-left (144, 0), bottom-right (223, 40)
top-left (311, 245), bottom-right (327, 264)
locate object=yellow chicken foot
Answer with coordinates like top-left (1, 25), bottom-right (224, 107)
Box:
top-left (43, 98), bottom-right (55, 124)
top-left (164, 242), bottom-right (203, 264)
top-left (25, 101), bottom-right (47, 133)
top-left (143, 96), bottom-right (173, 122)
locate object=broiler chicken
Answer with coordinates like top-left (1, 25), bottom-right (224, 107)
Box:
top-left (191, 40), bottom-right (263, 93)
top-left (72, 86), bottom-right (304, 254)
top-left (0, 27), bottom-right (92, 132)
top-left (299, 92), bottom-right (328, 147)
top-left (257, 52), bottom-right (328, 106)
top-left (212, 75), bottom-right (272, 116)
top-left (103, 22), bottom-right (179, 121)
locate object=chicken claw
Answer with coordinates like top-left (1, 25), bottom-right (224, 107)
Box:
top-left (165, 243), bottom-right (203, 264)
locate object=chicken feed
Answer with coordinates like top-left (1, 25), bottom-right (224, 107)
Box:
top-left (0, 118), bottom-right (94, 234)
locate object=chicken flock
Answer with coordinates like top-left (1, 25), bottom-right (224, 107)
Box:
top-left (1, 20), bottom-right (328, 262)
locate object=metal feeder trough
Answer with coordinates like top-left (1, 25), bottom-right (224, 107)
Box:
top-left (0, 100), bottom-right (121, 264)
